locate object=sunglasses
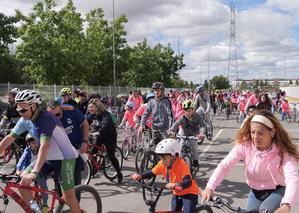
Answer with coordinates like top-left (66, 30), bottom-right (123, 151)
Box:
top-left (16, 105), bottom-right (32, 114)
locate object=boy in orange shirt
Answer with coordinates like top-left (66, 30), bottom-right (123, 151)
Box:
top-left (131, 139), bottom-right (200, 213)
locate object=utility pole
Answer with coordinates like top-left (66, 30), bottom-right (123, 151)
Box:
top-left (178, 37), bottom-right (181, 88)
top-left (208, 52), bottom-right (210, 90)
top-left (227, 2), bottom-right (239, 86)
top-left (112, 0), bottom-right (116, 100)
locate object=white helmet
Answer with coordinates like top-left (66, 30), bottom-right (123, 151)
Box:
top-left (11, 88), bottom-right (20, 94)
top-left (15, 90), bottom-right (42, 105)
top-left (155, 138), bottom-right (181, 156)
top-left (25, 133), bottom-right (35, 142)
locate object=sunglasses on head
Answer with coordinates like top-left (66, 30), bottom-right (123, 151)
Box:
top-left (16, 105), bottom-right (32, 114)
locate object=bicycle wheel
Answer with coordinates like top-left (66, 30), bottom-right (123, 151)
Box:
top-left (121, 139), bottom-right (130, 160)
top-left (103, 146), bottom-right (123, 180)
top-left (293, 112), bottom-right (297, 122)
top-left (195, 204), bottom-right (213, 213)
top-left (81, 159), bottom-right (92, 185)
top-left (135, 148), bottom-right (145, 173)
top-left (0, 145), bottom-right (19, 175)
top-left (206, 121), bottom-right (213, 141)
top-left (140, 150), bottom-right (158, 185)
top-left (287, 113), bottom-right (292, 123)
top-left (182, 154), bottom-right (192, 173)
top-left (55, 185), bottom-right (102, 213)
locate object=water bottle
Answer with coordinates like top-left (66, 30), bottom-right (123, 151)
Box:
top-left (29, 200), bottom-right (42, 213)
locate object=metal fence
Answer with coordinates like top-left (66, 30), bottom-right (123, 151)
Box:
top-left (0, 83), bottom-right (175, 101)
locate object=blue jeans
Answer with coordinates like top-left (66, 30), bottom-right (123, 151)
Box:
top-left (171, 194), bottom-right (198, 213)
top-left (246, 186), bottom-right (285, 213)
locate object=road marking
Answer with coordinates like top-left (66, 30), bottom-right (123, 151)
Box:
top-left (200, 129), bottom-right (224, 158)
top-left (212, 129), bottom-right (224, 142)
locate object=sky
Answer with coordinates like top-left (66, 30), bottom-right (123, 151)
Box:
top-left (1, 0), bottom-right (299, 83)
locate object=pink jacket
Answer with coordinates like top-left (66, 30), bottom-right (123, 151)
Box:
top-left (206, 141), bottom-right (299, 207)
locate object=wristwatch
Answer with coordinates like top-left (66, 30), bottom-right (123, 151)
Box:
top-left (31, 170), bottom-right (39, 176)
top-left (281, 203), bottom-right (291, 209)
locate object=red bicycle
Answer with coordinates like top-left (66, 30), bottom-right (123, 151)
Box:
top-left (0, 174), bottom-right (102, 212)
top-left (82, 142), bottom-right (123, 185)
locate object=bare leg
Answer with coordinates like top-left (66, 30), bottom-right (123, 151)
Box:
top-left (62, 188), bottom-right (81, 213)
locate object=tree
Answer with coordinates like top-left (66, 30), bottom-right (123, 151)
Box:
top-left (296, 80), bottom-right (298, 85)
top-left (259, 80), bottom-right (264, 88)
top-left (16, 0), bottom-right (88, 84)
top-left (209, 75), bottom-right (230, 90)
top-left (203, 80), bottom-right (209, 90)
top-left (0, 12), bottom-right (18, 55)
top-left (240, 80), bottom-right (248, 90)
top-left (289, 80), bottom-right (292, 85)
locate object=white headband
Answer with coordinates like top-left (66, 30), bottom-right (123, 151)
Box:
top-left (251, 115), bottom-right (274, 129)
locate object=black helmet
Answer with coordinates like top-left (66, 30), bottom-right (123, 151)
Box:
top-left (152, 82), bottom-right (165, 89)
top-left (100, 96), bottom-right (109, 104)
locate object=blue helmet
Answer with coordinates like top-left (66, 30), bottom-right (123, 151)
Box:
top-left (126, 101), bottom-right (134, 109)
top-left (146, 92), bottom-right (155, 101)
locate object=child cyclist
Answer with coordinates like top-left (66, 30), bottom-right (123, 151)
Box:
top-left (16, 133), bottom-right (48, 211)
top-left (131, 138), bottom-right (200, 213)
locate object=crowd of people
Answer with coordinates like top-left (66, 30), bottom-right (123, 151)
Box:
top-left (0, 83), bottom-right (298, 213)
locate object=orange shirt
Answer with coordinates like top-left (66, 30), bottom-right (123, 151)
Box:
top-left (152, 158), bottom-right (200, 196)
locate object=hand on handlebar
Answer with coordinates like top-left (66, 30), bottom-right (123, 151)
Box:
top-left (166, 183), bottom-right (183, 191)
top-left (201, 188), bottom-right (214, 204)
top-left (197, 133), bottom-right (205, 140)
top-left (131, 173), bottom-right (142, 181)
top-left (167, 130), bottom-right (176, 138)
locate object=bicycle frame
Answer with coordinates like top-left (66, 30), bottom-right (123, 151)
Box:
top-left (0, 176), bottom-right (65, 213)
top-left (86, 143), bottom-right (106, 173)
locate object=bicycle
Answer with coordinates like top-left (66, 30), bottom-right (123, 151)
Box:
top-left (206, 196), bottom-right (260, 213)
top-left (0, 174), bottom-right (102, 212)
top-left (197, 113), bottom-right (213, 143)
top-left (82, 142), bottom-right (124, 185)
top-left (120, 125), bottom-right (137, 160)
top-left (136, 180), bottom-right (213, 213)
top-left (176, 135), bottom-right (199, 178)
top-left (135, 126), bottom-right (151, 173)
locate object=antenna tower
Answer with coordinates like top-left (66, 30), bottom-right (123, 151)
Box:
top-left (227, 2), bottom-right (239, 83)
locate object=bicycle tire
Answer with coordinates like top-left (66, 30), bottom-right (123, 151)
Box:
top-left (293, 112), bottom-right (296, 122)
top-left (0, 145), bottom-right (19, 175)
top-left (81, 159), bottom-right (92, 185)
top-left (55, 184), bottom-right (102, 213)
top-left (135, 148), bottom-right (145, 173)
top-left (206, 121), bottom-right (213, 141)
top-left (287, 114), bottom-right (292, 123)
top-left (121, 139), bottom-right (130, 160)
top-left (103, 146), bottom-right (123, 180)
top-left (195, 204), bottom-right (213, 213)
top-left (182, 154), bottom-right (192, 173)
top-left (140, 150), bottom-right (158, 185)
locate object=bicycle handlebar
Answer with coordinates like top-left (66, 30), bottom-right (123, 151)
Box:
top-left (208, 196), bottom-right (256, 213)
top-left (0, 174), bottom-right (21, 183)
top-left (175, 135), bottom-right (198, 140)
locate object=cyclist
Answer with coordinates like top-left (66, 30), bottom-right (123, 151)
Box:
top-left (60, 87), bottom-right (78, 108)
top-left (47, 99), bottom-right (89, 186)
top-left (168, 100), bottom-right (205, 168)
top-left (78, 91), bottom-right (89, 115)
top-left (202, 110), bottom-right (299, 213)
top-left (0, 90), bottom-right (81, 212)
top-left (131, 138), bottom-right (200, 213)
top-left (119, 101), bottom-right (136, 128)
top-left (73, 88), bottom-right (81, 103)
top-left (127, 89), bottom-right (143, 111)
top-left (194, 85), bottom-right (211, 123)
top-left (87, 98), bottom-right (123, 184)
top-left (0, 88), bottom-right (20, 129)
top-left (245, 88), bottom-right (260, 113)
top-left (16, 133), bottom-right (48, 211)
top-left (139, 82), bottom-right (173, 145)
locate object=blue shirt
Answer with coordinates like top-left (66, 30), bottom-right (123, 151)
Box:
top-left (60, 109), bottom-right (85, 149)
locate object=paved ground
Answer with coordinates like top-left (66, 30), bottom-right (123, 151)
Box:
top-left (0, 112), bottom-right (299, 212)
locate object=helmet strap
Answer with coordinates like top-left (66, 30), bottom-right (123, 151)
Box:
top-left (30, 104), bottom-right (41, 121)
top-left (167, 156), bottom-right (176, 169)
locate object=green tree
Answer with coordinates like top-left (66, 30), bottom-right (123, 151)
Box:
top-left (240, 80), bottom-right (248, 90)
top-left (259, 80), bottom-right (264, 88)
top-left (296, 80), bottom-right (298, 85)
top-left (203, 80), bottom-right (209, 90)
top-left (209, 75), bottom-right (230, 90)
top-left (16, 0), bottom-right (88, 84)
top-left (0, 12), bottom-right (18, 55)
top-left (289, 80), bottom-right (292, 85)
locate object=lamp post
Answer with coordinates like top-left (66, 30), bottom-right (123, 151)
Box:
top-left (112, 0), bottom-right (116, 100)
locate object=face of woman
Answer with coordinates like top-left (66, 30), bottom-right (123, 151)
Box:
top-left (88, 104), bottom-right (97, 114)
top-left (261, 95), bottom-right (266, 102)
top-left (250, 122), bottom-right (273, 151)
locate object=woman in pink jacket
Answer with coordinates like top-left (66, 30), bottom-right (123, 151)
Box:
top-left (202, 110), bottom-right (299, 213)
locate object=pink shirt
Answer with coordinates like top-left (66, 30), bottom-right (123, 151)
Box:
top-left (206, 142), bottom-right (299, 207)
top-left (247, 94), bottom-right (259, 106)
top-left (281, 102), bottom-right (290, 113)
top-left (238, 102), bottom-right (246, 113)
top-left (128, 95), bottom-right (143, 110)
top-left (136, 104), bottom-right (152, 128)
top-left (123, 110), bottom-right (136, 128)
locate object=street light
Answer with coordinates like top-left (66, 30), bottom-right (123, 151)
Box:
top-left (112, 0), bottom-right (116, 100)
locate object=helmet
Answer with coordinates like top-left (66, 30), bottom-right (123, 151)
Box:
top-left (11, 88), bottom-right (20, 94)
top-left (196, 85), bottom-right (204, 92)
top-left (60, 88), bottom-right (72, 96)
top-left (155, 138), bottom-right (181, 156)
top-left (54, 96), bottom-right (63, 104)
top-left (182, 99), bottom-right (194, 110)
top-left (146, 92), bottom-right (155, 101)
top-left (25, 133), bottom-right (35, 142)
top-left (100, 96), bottom-right (109, 104)
top-left (152, 82), bottom-right (165, 89)
top-left (15, 90), bottom-right (42, 105)
top-left (126, 101), bottom-right (134, 109)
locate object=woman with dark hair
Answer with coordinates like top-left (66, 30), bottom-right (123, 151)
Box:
top-left (87, 98), bottom-right (123, 184)
top-left (256, 93), bottom-right (273, 112)
top-left (202, 110), bottom-right (299, 213)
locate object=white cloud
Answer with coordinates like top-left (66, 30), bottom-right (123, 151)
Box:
top-left (1, 0), bottom-right (298, 83)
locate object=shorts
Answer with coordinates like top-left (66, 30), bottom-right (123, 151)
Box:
top-left (39, 159), bottom-right (76, 192)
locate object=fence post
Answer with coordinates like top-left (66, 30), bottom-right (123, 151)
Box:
top-left (98, 85), bottom-right (101, 95)
top-left (110, 85), bottom-right (112, 97)
top-left (71, 85), bottom-right (74, 92)
top-left (54, 84), bottom-right (56, 98)
top-left (33, 84), bottom-right (35, 90)
top-left (7, 82), bottom-right (10, 91)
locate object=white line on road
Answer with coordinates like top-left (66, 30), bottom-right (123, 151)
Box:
top-left (200, 129), bottom-right (224, 157)
top-left (212, 129), bottom-right (224, 142)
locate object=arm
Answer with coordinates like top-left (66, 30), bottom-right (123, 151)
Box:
top-left (205, 93), bottom-right (211, 112)
top-left (168, 116), bottom-right (183, 133)
top-left (0, 134), bottom-right (16, 153)
top-left (140, 102), bottom-right (151, 126)
top-left (16, 147), bottom-right (31, 172)
top-left (80, 119), bottom-right (89, 153)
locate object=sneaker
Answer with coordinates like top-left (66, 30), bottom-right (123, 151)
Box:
top-left (193, 160), bottom-right (199, 168)
top-left (117, 172), bottom-right (123, 184)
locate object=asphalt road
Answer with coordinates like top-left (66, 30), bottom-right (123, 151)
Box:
top-left (1, 112), bottom-right (298, 212)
